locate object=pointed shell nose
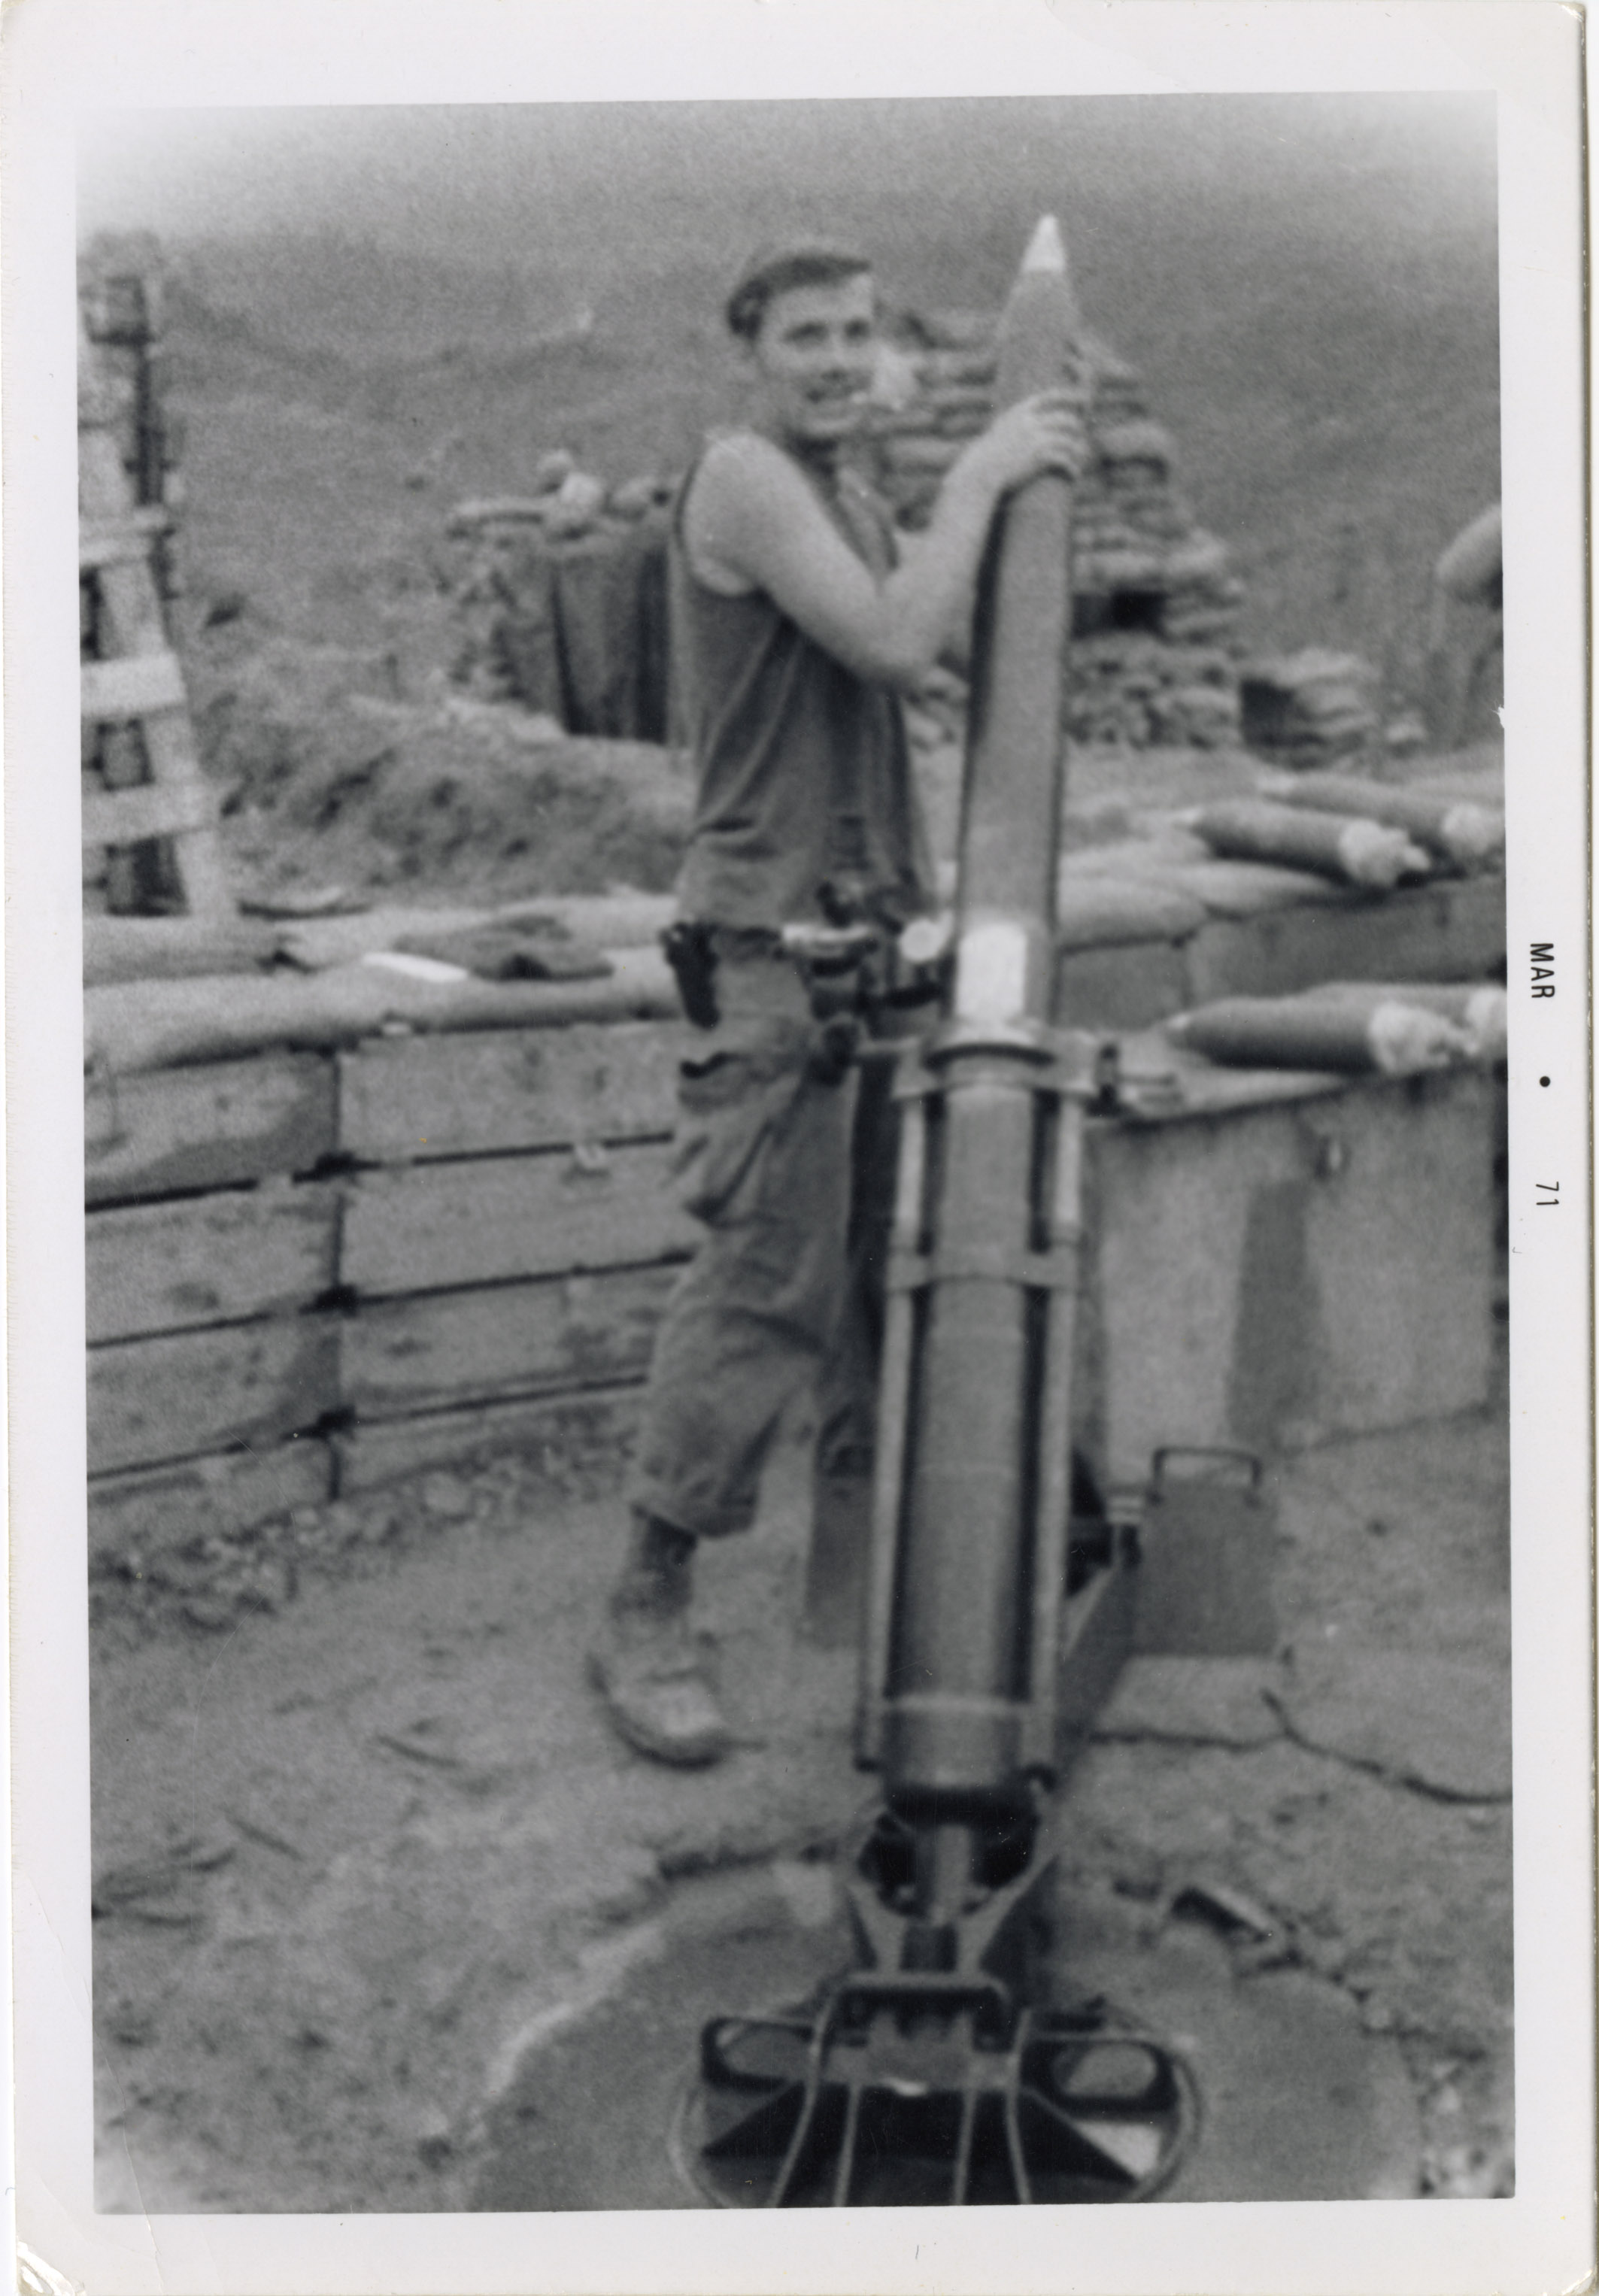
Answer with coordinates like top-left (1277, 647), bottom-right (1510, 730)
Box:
top-left (1021, 214), bottom-right (1067, 274)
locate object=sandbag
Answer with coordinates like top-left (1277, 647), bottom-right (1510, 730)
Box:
top-left (466, 518), bottom-right (672, 741)
top-left (603, 517), bottom-right (672, 745)
top-left (1062, 829), bottom-right (1215, 878)
top-left (86, 946), bottom-right (680, 1074)
top-left (491, 544), bottom-right (565, 717)
top-left (279, 891), bottom-right (677, 973)
top-left (551, 538), bottom-right (618, 736)
top-left (392, 921), bottom-right (612, 982)
top-left (1055, 872), bottom-right (1208, 950)
top-left (1159, 858), bottom-right (1353, 917)
top-left (82, 914), bottom-right (281, 986)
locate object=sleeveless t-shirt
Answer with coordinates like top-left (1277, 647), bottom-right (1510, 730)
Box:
top-left (669, 435), bottom-right (935, 931)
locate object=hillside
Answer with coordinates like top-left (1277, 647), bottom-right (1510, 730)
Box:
top-left (159, 287), bottom-right (1494, 723)
top-left (86, 95), bottom-right (1500, 772)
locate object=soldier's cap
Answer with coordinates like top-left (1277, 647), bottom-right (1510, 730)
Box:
top-left (724, 237), bottom-right (873, 341)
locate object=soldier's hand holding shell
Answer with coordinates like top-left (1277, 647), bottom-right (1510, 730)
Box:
top-left (959, 387), bottom-right (1089, 498)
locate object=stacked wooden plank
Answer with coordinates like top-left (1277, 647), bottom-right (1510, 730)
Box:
top-left (86, 1052), bottom-right (344, 1554)
top-left (84, 1021), bottom-right (696, 1564)
top-left (85, 1008), bottom-right (1499, 1561)
top-left (332, 1021), bottom-right (693, 1488)
top-left (80, 275), bottom-right (231, 919)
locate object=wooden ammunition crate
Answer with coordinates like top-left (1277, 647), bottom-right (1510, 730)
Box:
top-left (85, 1002), bottom-right (1497, 1561)
top-left (84, 1020), bottom-right (694, 1560)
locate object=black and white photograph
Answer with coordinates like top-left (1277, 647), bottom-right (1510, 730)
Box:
top-left (7, 5), bottom-right (1592, 2292)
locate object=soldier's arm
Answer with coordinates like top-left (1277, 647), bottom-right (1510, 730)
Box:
top-left (686, 394), bottom-right (1084, 692)
top-left (891, 528), bottom-right (975, 677)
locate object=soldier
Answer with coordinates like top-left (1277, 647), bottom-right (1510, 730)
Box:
top-left (589, 237), bottom-right (1086, 1764)
top-left (1426, 502), bottom-right (1503, 748)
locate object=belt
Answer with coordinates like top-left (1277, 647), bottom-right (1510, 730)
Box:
top-left (702, 925), bottom-right (787, 965)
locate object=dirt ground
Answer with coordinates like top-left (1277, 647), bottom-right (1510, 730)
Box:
top-left (91, 1332), bottom-right (1512, 2217)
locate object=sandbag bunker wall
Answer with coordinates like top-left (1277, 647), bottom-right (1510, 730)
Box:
top-left (85, 878), bottom-right (1504, 1571)
top-left (444, 313), bottom-right (1247, 755)
top-left (446, 494), bottom-right (675, 744)
top-left (863, 311), bottom-right (1248, 751)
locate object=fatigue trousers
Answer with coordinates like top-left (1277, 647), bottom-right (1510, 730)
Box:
top-left (630, 951), bottom-right (909, 1576)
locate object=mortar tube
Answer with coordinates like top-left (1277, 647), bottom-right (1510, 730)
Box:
top-left (882, 217), bottom-right (1081, 1833)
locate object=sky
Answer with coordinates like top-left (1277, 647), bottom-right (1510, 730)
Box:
top-left (79, 93), bottom-right (1497, 305)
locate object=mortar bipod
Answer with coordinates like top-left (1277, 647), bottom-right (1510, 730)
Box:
top-left (672, 1809), bottom-right (1200, 2207)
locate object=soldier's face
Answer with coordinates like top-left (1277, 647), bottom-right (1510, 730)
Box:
top-left (745, 273), bottom-right (878, 450)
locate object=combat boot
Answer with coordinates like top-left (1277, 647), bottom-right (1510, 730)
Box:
top-left (587, 1512), bottom-right (733, 1767)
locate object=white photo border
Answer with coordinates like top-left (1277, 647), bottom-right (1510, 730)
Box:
top-left (5, 4), bottom-right (1591, 2291)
